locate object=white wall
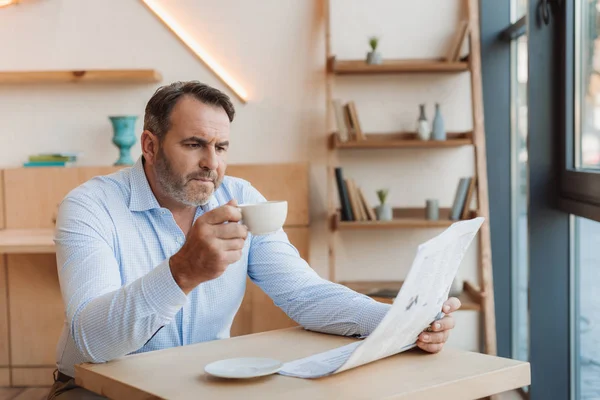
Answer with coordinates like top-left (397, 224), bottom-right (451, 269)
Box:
top-left (0, 0), bottom-right (481, 351)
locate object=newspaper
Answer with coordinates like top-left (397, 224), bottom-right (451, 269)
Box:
top-left (278, 217), bottom-right (484, 379)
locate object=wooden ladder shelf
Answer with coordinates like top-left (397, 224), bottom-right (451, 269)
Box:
top-left (324, 0), bottom-right (497, 356)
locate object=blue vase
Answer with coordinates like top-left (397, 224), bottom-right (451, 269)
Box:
top-left (432, 103), bottom-right (446, 141)
top-left (109, 116), bottom-right (138, 165)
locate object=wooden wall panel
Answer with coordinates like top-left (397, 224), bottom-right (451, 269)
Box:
top-left (227, 164), bottom-right (309, 226)
top-left (8, 255), bottom-right (63, 366)
top-left (0, 367), bottom-right (9, 387)
top-left (0, 170), bottom-right (5, 229)
top-left (2, 166), bottom-right (121, 230)
top-left (11, 367), bottom-right (55, 386)
top-left (0, 256), bottom-right (9, 367)
top-left (3, 168), bottom-right (80, 229)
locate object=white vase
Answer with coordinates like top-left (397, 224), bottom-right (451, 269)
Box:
top-left (416, 104), bottom-right (431, 140)
top-left (366, 51), bottom-right (383, 65)
top-left (376, 204), bottom-right (393, 221)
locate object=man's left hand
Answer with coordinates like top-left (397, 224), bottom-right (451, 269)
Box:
top-left (416, 297), bottom-right (461, 354)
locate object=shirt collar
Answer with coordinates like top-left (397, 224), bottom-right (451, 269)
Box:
top-left (128, 157), bottom-right (162, 212)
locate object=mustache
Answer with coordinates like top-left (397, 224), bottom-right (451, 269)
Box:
top-left (187, 170), bottom-right (218, 181)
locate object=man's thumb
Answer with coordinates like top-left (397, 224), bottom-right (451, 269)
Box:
top-left (226, 199), bottom-right (238, 207)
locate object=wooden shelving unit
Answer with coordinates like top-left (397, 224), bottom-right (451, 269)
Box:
top-left (0, 69), bottom-right (162, 84)
top-left (340, 280), bottom-right (483, 311)
top-left (0, 229), bottom-right (55, 254)
top-left (330, 132), bottom-right (473, 149)
top-left (328, 57), bottom-right (469, 75)
top-left (325, 0), bottom-right (497, 356)
top-left (332, 208), bottom-right (478, 230)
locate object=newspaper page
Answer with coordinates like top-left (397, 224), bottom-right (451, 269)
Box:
top-left (278, 217), bottom-right (484, 379)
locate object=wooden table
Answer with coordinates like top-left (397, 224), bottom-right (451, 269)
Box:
top-left (75, 328), bottom-right (530, 400)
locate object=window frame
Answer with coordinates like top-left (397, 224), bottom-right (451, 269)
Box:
top-left (558, 0), bottom-right (600, 222)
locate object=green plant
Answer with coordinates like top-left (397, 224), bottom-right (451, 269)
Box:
top-left (369, 36), bottom-right (379, 51)
top-left (376, 189), bottom-right (389, 205)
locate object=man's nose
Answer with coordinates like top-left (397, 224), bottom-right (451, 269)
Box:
top-left (200, 147), bottom-right (219, 171)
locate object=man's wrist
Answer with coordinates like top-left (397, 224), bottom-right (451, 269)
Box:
top-left (169, 253), bottom-right (197, 295)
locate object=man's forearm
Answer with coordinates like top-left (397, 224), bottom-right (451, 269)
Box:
top-left (277, 278), bottom-right (391, 338)
top-left (70, 260), bottom-right (187, 363)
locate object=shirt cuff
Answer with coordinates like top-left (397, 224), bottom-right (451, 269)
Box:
top-left (141, 259), bottom-right (188, 320)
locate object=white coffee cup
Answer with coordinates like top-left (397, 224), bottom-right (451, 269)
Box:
top-left (238, 201), bottom-right (288, 235)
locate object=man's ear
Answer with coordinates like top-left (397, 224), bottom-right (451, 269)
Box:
top-left (141, 130), bottom-right (159, 165)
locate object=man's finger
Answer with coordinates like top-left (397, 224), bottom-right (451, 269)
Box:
top-left (416, 341), bottom-right (443, 354)
top-left (219, 238), bottom-right (246, 251)
top-left (202, 203), bottom-right (242, 225)
top-left (442, 297), bottom-right (461, 314)
top-left (215, 222), bottom-right (248, 240)
top-left (418, 330), bottom-right (449, 344)
top-left (222, 249), bottom-right (244, 265)
top-left (429, 315), bottom-right (455, 332)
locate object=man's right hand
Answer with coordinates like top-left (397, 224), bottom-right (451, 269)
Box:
top-left (169, 199), bottom-right (248, 294)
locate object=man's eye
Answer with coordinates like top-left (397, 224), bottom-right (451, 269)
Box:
top-left (186, 143), bottom-right (201, 148)
top-left (216, 146), bottom-right (227, 152)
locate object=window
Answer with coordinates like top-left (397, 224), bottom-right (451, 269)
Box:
top-left (576, 0), bottom-right (600, 169)
top-left (510, 0), bottom-right (529, 365)
top-left (569, 2), bottom-right (600, 398)
top-left (572, 216), bottom-right (600, 399)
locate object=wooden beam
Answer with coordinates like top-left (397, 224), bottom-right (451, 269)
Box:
top-left (468, 0), bottom-right (497, 356)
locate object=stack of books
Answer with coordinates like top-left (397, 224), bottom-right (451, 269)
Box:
top-left (332, 99), bottom-right (365, 142)
top-left (450, 177), bottom-right (476, 220)
top-left (23, 153), bottom-right (78, 168)
top-left (334, 167), bottom-right (376, 222)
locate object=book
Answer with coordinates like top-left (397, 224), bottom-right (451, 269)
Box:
top-left (345, 178), bottom-right (364, 221)
top-left (450, 177), bottom-right (472, 220)
top-left (334, 167), bottom-right (354, 221)
top-left (346, 101), bottom-right (365, 141)
top-left (28, 155), bottom-right (76, 162)
top-left (358, 187), bottom-right (377, 221)
top-left (461, 177), bottom-right (476, 219)
top-left (23, 161), bottom-right (75, 167)
top-left (351, 180), bottom-right (367, 221)
top-left (332, 99), bottom-right (350, 142)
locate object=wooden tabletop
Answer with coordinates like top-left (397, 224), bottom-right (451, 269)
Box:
top-left (75, 328), bottom-right (530, 400)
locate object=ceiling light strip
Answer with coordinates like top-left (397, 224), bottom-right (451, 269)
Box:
top-left (141, 0), bottom-right (248, 103)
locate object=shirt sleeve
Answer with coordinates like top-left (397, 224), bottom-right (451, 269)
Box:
top-left (243, 183), bottom-right (391, 338)
top-left (54, 195), bottom-right (188, 363)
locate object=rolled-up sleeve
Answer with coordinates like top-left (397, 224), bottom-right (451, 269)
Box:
top-left (55, 196), bottom-right (187, 363)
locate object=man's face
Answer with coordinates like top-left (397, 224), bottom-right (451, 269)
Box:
top-left (153, 96), bottom-right (230, 206)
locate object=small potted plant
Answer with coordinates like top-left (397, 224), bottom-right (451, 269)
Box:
top-left (375, 189), bottom-right (392, 221)
top-left (366, 36), bottom-right (382, 65)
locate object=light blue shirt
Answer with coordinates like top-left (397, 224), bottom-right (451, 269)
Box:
top-left (54, 157), bottom-right (390, 377)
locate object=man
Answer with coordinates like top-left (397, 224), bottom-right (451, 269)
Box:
top-left (48, 81), bottom-right (461, 399)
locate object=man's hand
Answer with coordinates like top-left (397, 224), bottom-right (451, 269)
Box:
top-left (169, 200), bottom-right (248, 294)
top-left (416, 297), bottom-right (461, 354)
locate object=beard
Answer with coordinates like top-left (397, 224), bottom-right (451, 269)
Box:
top-left (154, 148), bottom-right (222, 207)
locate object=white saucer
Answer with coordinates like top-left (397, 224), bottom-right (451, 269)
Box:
top-left (204, 357), bottom-right (283, 379)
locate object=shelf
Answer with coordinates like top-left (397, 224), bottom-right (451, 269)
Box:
top-left (330, 132), bottom-right (473, 149)
top-left (0, 69), bottom-right (162, 84)
top-left (0, 229), bottom-right (55, 254)
top-left (340, 280), bottom-right (483, 311)
top-left (328, 57), bottom-right (469, 75)
top-left (332, 208), bottom-right (477, 230)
